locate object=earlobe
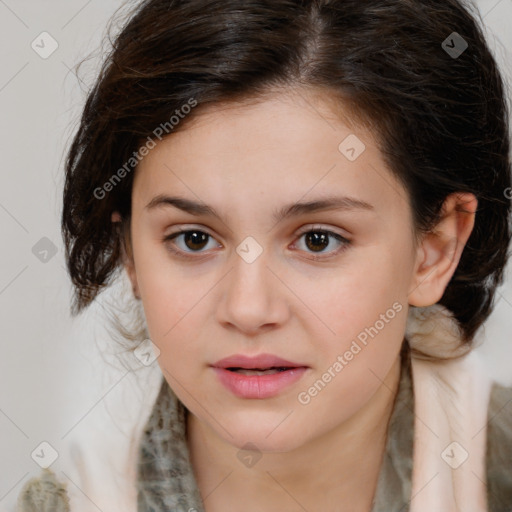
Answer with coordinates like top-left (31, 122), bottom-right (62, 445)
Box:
top-left (111, 211), bottom-right (141, 300)
top-left (408, 192), bottom-right (477, 307)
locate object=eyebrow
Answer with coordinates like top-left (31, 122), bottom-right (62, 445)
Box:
top-left (145, 194), bottom-right (375, 223)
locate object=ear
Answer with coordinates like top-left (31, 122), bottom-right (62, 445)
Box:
top-left (408, 192), bottom-right (477, 307)
top-left (111, 211), bottom-right (140, 300)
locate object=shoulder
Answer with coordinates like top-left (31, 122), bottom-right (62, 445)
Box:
top-left (486, 380), bottom-right (512, 512)
top-left (16, 468), bottom-right (71, 512)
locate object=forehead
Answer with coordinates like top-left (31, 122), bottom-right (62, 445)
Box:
top-left (132, 89), bottom-right (410, 223)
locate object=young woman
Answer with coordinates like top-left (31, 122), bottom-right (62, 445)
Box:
top-left (17, 0), bottom-right (512, 511)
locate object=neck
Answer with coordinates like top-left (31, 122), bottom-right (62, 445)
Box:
top-left (186, 356), bottom-right (402, 512)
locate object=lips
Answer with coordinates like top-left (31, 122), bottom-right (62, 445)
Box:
top-left (226, 368), bottom-right (288, 375)
top-left (211, 353), bottom-right (307, 371)
top-left (211, 353), bottom-right (309, 398)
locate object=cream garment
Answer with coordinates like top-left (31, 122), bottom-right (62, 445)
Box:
top-left (405, 305), bottom-right (493, 512)
top-left (13, 367), bottom-right (162, 512)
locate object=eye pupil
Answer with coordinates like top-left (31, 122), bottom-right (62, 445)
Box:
top-left (305, 232), bottom-right (329, 252)
top-left (184, 231), bottom-right (208, 250)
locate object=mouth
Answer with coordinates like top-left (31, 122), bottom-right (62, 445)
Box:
top-left (212, 365), bottom-right (309, 399)
top-left (212, 353), bottom-right (307, 372)
top-left (211, 354), bottom-right (309, 398)
top-left (225, 367), bottom-right (297, 376)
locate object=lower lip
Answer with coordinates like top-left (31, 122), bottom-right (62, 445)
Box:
top-left (211, 367), bottom-right (308, 399)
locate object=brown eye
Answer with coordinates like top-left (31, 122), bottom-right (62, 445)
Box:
top-left (304, 232), bottom-right (330, 252)
top-left (182, 231), bottom-right (209, 251)
top-left (294, 228), bottom-right (350, 259)
top-left (164, 229), bottom-right (220, 255)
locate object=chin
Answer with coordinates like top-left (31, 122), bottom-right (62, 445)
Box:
top-left (215, 421), bottom-right (307, 454)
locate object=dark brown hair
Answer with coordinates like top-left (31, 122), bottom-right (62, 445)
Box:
top-left (62, 0), bottom-right (512, 347)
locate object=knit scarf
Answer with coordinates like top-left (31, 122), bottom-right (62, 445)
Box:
top-left (135, 303), bottom-right (493, 512)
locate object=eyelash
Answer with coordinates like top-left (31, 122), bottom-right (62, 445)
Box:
top-left (162, 226), bottom-right (351, 261)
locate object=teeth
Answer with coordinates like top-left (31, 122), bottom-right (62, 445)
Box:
top-left (230, 368), bottom-right (289, 376)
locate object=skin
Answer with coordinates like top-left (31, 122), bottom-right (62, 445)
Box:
top-left (112, 87), bottom-right (477, 511)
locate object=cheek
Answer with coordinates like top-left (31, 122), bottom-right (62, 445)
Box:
top-left (142, 283), bottom-right (204, 345)
top-left (290, 249), bottom-right (408, 408)
top-left (133, 238), bottom-right (204, 333)
top-left (297, 303), bottom-right (407, 427)
top-left (135, 265), bottom-right (216, 378)
top-left (291, 246), bottom-right (409, 342)
top-left (143, 287), bottom-right (205, 381)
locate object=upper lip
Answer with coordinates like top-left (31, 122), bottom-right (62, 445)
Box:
top-left (211, 353), bottom-right (308, 370)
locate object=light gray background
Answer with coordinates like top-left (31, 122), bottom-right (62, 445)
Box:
top-left (1, 1), bottom-right (511, 510)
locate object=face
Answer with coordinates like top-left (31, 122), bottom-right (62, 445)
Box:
top-left (124, 89), bottom-right (421, 452)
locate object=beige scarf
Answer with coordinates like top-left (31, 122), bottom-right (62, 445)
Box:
top-left (406, 304), bottom-right (492, 512)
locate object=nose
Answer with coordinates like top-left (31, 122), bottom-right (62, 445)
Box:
top-left (216, 248), bottom-right (290, 335)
